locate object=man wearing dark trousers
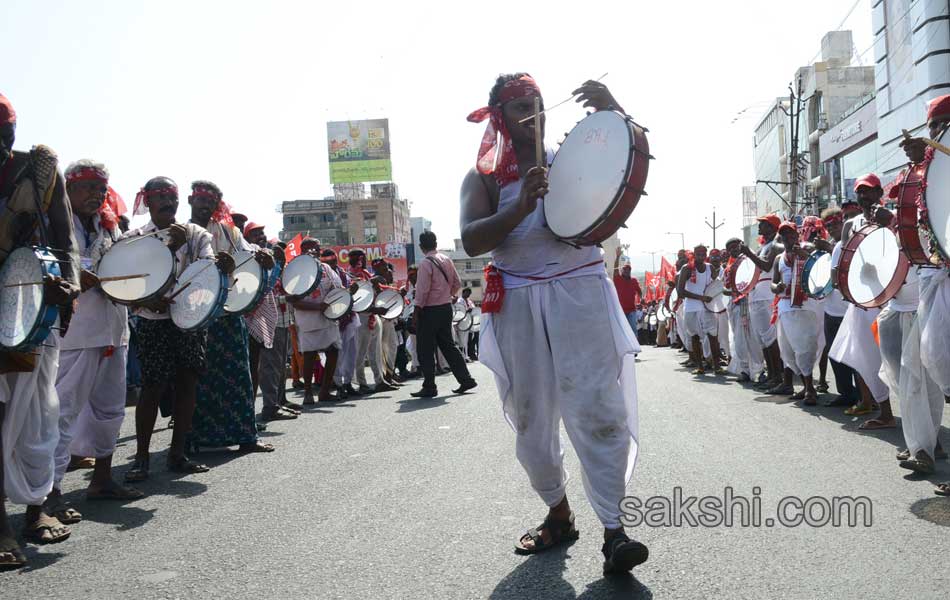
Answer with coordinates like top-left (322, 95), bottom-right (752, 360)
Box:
top-left (411, 231), bottom-right (477, 398)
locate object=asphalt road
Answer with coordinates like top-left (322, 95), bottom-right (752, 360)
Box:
top-left (4, 346), bottom-right (950, 599)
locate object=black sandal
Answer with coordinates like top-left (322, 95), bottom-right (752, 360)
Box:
top-left (167, 456), bottom-right (209, 474)
top-left (514, 512), bottom-right (579, 555)
top-left (602, 530), bottom-right (649, 575)
top-left (124, 457), bottom-right (150, 482)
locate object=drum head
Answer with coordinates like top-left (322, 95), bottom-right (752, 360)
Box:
top-left (657, 305), bottom-right (670, 322)
top-left (703, 279), bottom-right (728, 313)
top-left (0, 248), bottom-right (45, 348)
top-left (281, 255), bottom-right (322, 297)
top-left (648, 312), bottom-right (658, 326)
top-left (452, 305), bottom-right (467, 323)
top-left (733, 256), bottom-right (759, 293)
top-left (352, 281), bottom-right (375, 312)
top-left (544, 111), bottom-right (633, 239)
top-left (225, 251), bottom-right (264, 313)
top-left (374, 289), bottom-right (404, 319)
top-left (669, 287), bottom-right (679, 309)
top-left (804, 252), bottom-right (833, 299)
top-left (845, 227), bottom-right (905, 306)
top-left (98, 236), bottom-right (175, 303)
top-left (401, 302), bottom-right (414, 320)
top-left (458, 313), bottom-right (474, 331)
top-left (170, 259), bottom-right (226, 330)
top-left (323, 287), bottom-right (353, 320)
top-left (926, 128), bottom-right (950, 258)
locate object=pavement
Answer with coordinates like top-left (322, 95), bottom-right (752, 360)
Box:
top-left (3, 346), bottom-right (950, 599)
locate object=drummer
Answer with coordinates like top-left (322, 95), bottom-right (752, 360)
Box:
top-left (321, 248), bottom-right (360, 399)
top-left (186, 182), bottom-right (275, 454)
top-left (676, 245), bottom-right (723, 375)
top-left (371, 258), bottom-right (404, 386)
top-left (818, 208), bottom-right (859, 408)
top-left (49, 160), bottom-right (141, 528)
top-left (453, 288), bottom-right (475, 362)
top-left (707, 249), bottom-right (729, 367)
top-left (290, 238), bottom-right (343, 404)
top-left (830, 174), bottom-right (893, 426)
top-left (123, 176), bottom-right (235, 482)
top-left (771, 222), bottom-right (821, 405)
top-left (739, 214), bottom-right (785, 392)
top-left (722, 238), bottom-right (764, 383)
top-left (1, 93), bottom-right (81, 564)
top-left (347, 249), bottom-right (393, 395)
top-left (460, 75), bottom-right (646, 572)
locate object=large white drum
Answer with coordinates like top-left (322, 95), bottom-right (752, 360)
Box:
top-left (323, 287), bottom-right (353, 320)
top-left (837, 224), bottom-right (909, 308)
top-left (225, 250), bottom-right (268, 314)
top-left (170, 259), bottom-right (228, 331)
top-left (352, 280), bottom-right (375, 312)
top-left (374, 289), bottom-right (404, 320)
top-left (281, 254), bottom-right (323, 298)
top-left (703, 279), bottom-right (728, 314)
top-left (0, 246), bottom-right (61, 350)
top-left (923, 127), bottom-right (950, 259)
top-left (98, 235), bottom-right (176, 305)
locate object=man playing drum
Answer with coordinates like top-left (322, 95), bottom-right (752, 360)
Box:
top-left (739, 214), bottom-right (785, 392)
top-left (676, 245), bottom-right (723, 375)
top-left (723, 239), bottom-right (764, 383)
top-left (460, 74), bottom-right (647, 574)
top-left (322, 248), bottom-right (360, 399)
top-left (453, 288), bottom-right (475, 361)
top-left (123, 176), bottom-right (235, 482)
top-left (818, 208), bottom-right (859, 408)
top-left (0, 93), bottom-right (81, 566)
top-left (708, 249), bottom-right (730, 366)
top-left (771, 222), bottom-right (821, 405)
top-left (347, 248), bottom-right (393, 395)
top-left (48, 160), bottom-right (142, 529)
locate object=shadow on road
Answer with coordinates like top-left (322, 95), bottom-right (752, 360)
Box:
top-left (396, 396), bottom-right (450, 412)
top-left (488, 542), bottom-right (652, 600)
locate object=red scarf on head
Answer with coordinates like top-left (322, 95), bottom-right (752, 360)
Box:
top-left (191, 187), bottom-right (233, 226)
top-left (134, 184), bottom-right (178, 216)
top-left (466, 76), bottom-right (542, 187)
top-left (800, 216), bottom-right (827, 243)
top-left (65, 166), bottom-right (125, 231)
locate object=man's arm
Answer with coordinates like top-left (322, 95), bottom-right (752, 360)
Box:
top-left (770, 259), bottom-right (784, 295)
top-left (448, 257), bottom-right (462, 297)
top-left (741, 242), bottom-right (779, 272)
top-left (460, 167), bottom-right (546, 256)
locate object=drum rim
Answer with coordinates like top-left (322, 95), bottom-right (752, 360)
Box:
top-left (352, 280), bottom-right (376, 312)
top-left (837, 224), bottom-right (909, 308)
top-left (281, 254), bottom-right (323, 298)
top-left (801, 250), bottom-right (833, 299)
top-left (458, 312), bottom-right (474, 331)
top-left (729, 255), bottom-right (760, 295)
top-left (0, 246), bottom-right (60, 350)
top-left (922, 127), bottom-right (950, 262)
top-left (224, 251), bottom-right (269, 314)
top-left (702, 279), bottom-right (727, 314)
top-left (170, 259), bottom-right (229, 331)
top-left (323, 287), bottom-right (353, 320)
top-left (543, 111), bottom-right (649, 245)
top-left (374, 289), bottom-right (404, 320)
top-left (97, 236), bottom-right (177, 305)
top-left (897, 161), bottom-right (932, 265)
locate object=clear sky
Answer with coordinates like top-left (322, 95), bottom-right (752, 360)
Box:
top-left (2, 0), bottom-right (871, 271)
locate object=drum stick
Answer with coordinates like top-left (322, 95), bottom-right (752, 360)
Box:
top-left (98, 273), bottom-right (149, 283)
top-left (517, 72), bottom-right (609, 124)
top-left (3, 281), bottom-right (43, 288)
top-left (534, 97), bottom-right (543, 168)
top-left (126, 227), bottom-right (171, 244)
top-left (166, 281), bottom-right (191, 301)
top-left (901, 129), bottom-right (950, 157)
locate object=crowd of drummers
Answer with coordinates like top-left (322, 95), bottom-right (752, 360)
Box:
top-left (0, 92), bottom-right (480, 569)
top-left (628, 94), bottom-right (950, 502)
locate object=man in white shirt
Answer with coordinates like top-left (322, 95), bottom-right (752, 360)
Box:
top-left (676, 245), bottom-right (722, 375)
top-left (740, 215), bottom-right (785, 391)
top-left (816, 209), bottom-right (857, 407)
top-left (454, 288), bottom-right (475, 362)
top-left (122, 177), bottom-right (234, 482)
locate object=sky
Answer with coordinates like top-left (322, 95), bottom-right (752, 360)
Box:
top-left (1, 0), bottom-right (872, 273)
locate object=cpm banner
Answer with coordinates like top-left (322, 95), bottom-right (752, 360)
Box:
top-left (331, 242), bottom-right (408, 287)
top-left (327, 119), bottom-right (392, 184)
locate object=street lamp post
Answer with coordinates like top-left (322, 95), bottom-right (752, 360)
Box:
top-left (665, 231), bottom-right (685, 250)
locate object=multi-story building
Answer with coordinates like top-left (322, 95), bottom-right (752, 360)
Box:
top-left (444, 238), bottom-right (491, 305)
top-left (278, 182), bottom-right (411, 246)
top-left (409, 216), bottom-right (432, 265)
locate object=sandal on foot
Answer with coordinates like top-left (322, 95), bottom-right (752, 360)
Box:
top-left (23, 514), bottom-right (71, 545)
top-left (87, 484), bottom-right (145, 501)
top-left (238, 442), bottom-right (275, 453)
top-left (844, 405), bottom-right (875, 416)
top-left (803, 393), bottom-right (818, 406)
top-left (167, 456), bottom-right (209, 474)
top-left (935, 482), bottom-right (950, 497)
top-left (790, 390), bottom-right (805, 401)
top-left (859, 418), bottom-right (896, 430)
top-left (602, 531), bottom-right (649, 575)
top-left (514, 512), bottom-right (579, 555)
top-left (816, 381), bottom-right (830, 393)
top-left (48, 504), bottom-right (82, 525)
top-left (124, 457), bottom-right (150, 483)
top-left (0, 536), bottom-right (26, 570)
top-left (899, 456), bottom-right (936, 475)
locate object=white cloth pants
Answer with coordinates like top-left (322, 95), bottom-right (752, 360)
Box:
top-left (727, 301), bottom-right (764, 377)
top-left (749, 299), bottom-right (777, 348)
top-left (830, 304), bottom-right (888, 402)
top-left (354, 316), bottom-right (383, 386)
top-left (455, 327), bottom-right (471, 358)
top-left (480, 275), bottom-right (639, 529)
top-left (777, 309), bottom-right (819, 376)
top-left (919, 269), bottom-right (950, 395)
top-left (406, 333), bottom-right (419, 371)
top-left (53, 346), bottom-right (128, 486)
top-left (1, 338), bottom-right (60, 505)
top-left (334, 318), bottom-right (360, 386)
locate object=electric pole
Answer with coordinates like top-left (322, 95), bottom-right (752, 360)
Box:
top-left (787, 74), bottom-right (804, 216)
top-left (705, 208), bottom-right (726, 249)
top-left (666, 231), bottom-right (685, 250)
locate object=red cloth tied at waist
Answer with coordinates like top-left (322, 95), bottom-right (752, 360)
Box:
top-left (481, 260), bottom-right (604, 314)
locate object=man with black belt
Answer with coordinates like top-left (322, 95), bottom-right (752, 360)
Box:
top-left (410, 231), bottom-right (477, 398)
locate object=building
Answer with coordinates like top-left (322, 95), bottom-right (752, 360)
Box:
top-left (279, 182), bottom-right (411, 246)
top-left (818, 95), bottom-right (878, 205)
top-left (409, 216), bottom-right (432, 266)
top-left (444, 238), bottom-right (491, 305)
top-left (872, 0), bottom-right (950, 180)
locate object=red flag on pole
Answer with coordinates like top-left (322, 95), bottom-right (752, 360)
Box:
top-left (285, 233), bottom-right (304, 263)
top-left (659, 257), bottom-right (677, 284)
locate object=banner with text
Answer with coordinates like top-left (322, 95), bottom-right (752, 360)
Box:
top-left (331, 242), bottom-right (408, 287)
top-left (327, 119), bottom-right (392, 184)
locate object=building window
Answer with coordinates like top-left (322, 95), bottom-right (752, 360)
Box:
top-left (471, 280), bottom-right (481, 288)
top-left (465, 261), bottom-right (473, 270)
top-left (363, 212), bottom-right (378, 243)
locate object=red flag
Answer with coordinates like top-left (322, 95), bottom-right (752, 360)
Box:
top-left (644, 271), bottom-right (655, 302)
top-left (285, 233), bottom-right (303, 263)
top-left (659, 257), bottom-right (676, 284)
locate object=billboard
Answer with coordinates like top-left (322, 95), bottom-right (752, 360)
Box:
top-left (332, 242), bottom-right (408, 287)
top-left (327, 119), bottom-right (392, 184)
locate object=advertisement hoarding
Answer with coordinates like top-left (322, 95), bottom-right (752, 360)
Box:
top-left (327, 119), bottom-right (392, 184)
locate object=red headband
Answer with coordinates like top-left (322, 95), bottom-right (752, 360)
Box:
top-left (800, 216), bottom-right (827, 242)
top-left (466, 76), bottom-right (542, 187)
top-left (133, 184), bottom-right (178, 216)
top-left (191, 187), bottom-right (233, 226)
top-left (66, 166), bottom-right (108, 184)
top-left (0, 93), bottom-right (15, 126)
top-left (822, 213), bottom-right (843, 226)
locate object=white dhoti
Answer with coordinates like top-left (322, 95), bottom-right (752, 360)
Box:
top-left (1, 339), bottom-right (60, 505)
top-left (380, 319), bottom-right (398, 373)
top-left (749, 299), bottom-right (777, 348)
top-left (777, 309), bottom-right (819, 376)
top-left (727, 302), bottom-right (764, 377)
top-left (887, 308), bottom-right (945, 458)
top-left (406, 333), bottom-right (419, 371)
top-left (333, 317), bottom-right (360, 386)
top-left (684, 310), bottom-right (717, 338)
top-left (480, 274), bottom-right (639, 529)
top-left (53, 346), bottom-right (128, 487)
top-left (455, 327), bottom-right (471, 357)
top-left (717, 311), bottom-right (730, 358)
top-left (829, 304), bottom-right (888, 402)
top-left (675, 306), bottom-right (687, 345)
top-left (299, 325), bottom-right (342, 353)
top-left (919, 270), bottom-right (950, 395)
top-left (354, 317), bottom-right (383, 386)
